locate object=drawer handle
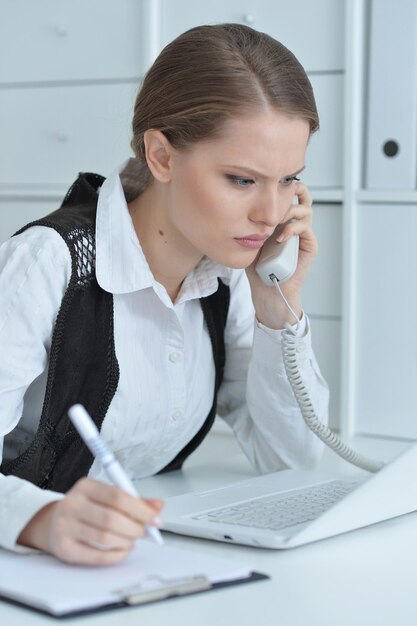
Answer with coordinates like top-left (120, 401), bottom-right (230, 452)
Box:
top-left (56, 131), bottom-right (69, 143)
top-left (55, 25), bottom-right (69, 37)
top-left (243, 13), bottom-right (255, 25)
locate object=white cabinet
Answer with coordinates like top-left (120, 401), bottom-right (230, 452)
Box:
top-left (338, 0), bottom-right (417, 439)
top-left (0, 83), bottom-right (137, 187)
top-left (0, 0), bottom-right (145, 82)
top-left (0, 0), bottom-right (140, 204)
top-left (1, 0), bottom-right (414, 458)
top-left (159, 0), bottom-right (345, 72)
top-left (0, 0), bottom-right (346, 436)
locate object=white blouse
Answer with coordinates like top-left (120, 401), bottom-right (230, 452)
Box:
top-left (0, 167), bottom-right (329, 552)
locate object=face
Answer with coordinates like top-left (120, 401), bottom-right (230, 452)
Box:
top-left (165, 109), bottom-right (310, 269)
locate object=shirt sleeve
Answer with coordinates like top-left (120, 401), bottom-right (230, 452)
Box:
top-left (0, 226), bottom-right (70, 551)
top-left (217, 270), bottom-right (330, 474)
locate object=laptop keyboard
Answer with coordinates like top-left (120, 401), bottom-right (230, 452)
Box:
top-left (192, 480), bottom-right (359, 531)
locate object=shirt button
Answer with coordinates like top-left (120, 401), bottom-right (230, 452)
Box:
top-left (171, 410), bottom-right (183, 422)
top-left (169, 351), bottom-right (181, 363)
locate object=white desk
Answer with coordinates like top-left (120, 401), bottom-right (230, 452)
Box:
top-left (1, 429), bottom-right (416, 626)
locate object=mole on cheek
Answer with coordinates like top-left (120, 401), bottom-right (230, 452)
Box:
top-left (158, 230), bottom-right (164, 236)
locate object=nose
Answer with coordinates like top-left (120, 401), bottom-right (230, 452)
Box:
top-left (248, 188), bottom-right (292, 228)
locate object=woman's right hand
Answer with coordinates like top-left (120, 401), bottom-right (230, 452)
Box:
top-left (17, 477), bottom-right (164, 565)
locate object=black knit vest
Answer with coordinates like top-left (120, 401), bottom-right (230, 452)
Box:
top-left (0, 173), bottom-right (230, 492)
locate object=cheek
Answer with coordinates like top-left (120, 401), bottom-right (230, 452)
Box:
top-left (190, 179), bottom-right (216, 210)
top-left (175, 170), bottom-right (222, 225)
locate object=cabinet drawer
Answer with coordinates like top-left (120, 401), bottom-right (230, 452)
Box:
top-left (0, 0), bottom-right (144, 83)
top-left (302, 203), bottom-right (342, 317)
top-left (159, 0), bottom-right (345, 72)
top-left (0, 83), bottom-right (138, 186)
top-left (303, 74), bottom-right (344, 190)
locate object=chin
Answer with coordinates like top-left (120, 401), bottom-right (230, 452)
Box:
top-left (225, 260), bottom-right (252, 270)
top-left (213, 251), bottom-right (258, 270)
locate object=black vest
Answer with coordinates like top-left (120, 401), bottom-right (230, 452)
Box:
top-left (0, 173), bottom-right (230, 492)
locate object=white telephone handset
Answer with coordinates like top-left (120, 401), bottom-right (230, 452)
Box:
top-left (254, 226), bottom-right (383, 473)
top-left (255, 225), bottom-right (299, 285)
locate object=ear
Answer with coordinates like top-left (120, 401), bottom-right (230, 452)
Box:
top-left (143, 129), bottom-right (174, 183)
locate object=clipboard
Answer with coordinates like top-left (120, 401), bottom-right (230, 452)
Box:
top-left (0, 541), bottom-right (268, 618)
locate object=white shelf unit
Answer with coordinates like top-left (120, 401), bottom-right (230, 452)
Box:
top-left (341, 0), bottom-right (417, 441)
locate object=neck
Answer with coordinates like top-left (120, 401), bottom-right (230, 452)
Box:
top-left (128, 182), bottom-right (202, 302)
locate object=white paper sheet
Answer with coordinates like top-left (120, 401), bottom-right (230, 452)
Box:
top-left (0, 540), bottom-right (252, 615)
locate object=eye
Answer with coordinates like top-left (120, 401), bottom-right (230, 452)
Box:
top-left (226, 175), bottom-right (255, 187)
top-left (280, 176), bottom-right (300, 187)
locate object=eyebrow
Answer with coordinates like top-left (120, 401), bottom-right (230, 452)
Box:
top-left (220, 164), bottom-right (306, 179)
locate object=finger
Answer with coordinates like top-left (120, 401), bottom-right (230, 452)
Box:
top-left (76, 519), bottom-right (137, 550)
top-left (277, 219), bottom-right (312, 241)
top-left (293, 180), bottom-right (312, 207)
top-left (281, 221), bottom-right (314, 239)
top-left (57, 538), bottom-right (132, 566)
top-left (74, 479), bottom-right (160, 527)
top-left (67, 481), bottom-right (160, 539)
top-left (77, 499), bottom-right (150, 540)
top-left (53, 494), bottom-right (147, 544)
top-left (284, 204), bottom-right (313, 223)
top-left (143, 498), bottom-right (165, 512)
top-left (277, 221), bottom-right (317, 254)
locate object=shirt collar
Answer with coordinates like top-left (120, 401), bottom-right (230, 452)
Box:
top-left (95, 163), bottom-right (233, 301)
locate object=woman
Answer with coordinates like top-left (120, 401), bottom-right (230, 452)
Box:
top-left (0, 23), bottom-right (328, 564)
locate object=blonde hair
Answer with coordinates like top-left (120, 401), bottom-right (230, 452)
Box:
top-left (122, 23), bottom-right (319, 200)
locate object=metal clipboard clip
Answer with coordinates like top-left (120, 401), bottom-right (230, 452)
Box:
top-left (115, 575), bottom-right (212, 606)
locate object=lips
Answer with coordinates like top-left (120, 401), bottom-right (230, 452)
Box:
top-left (234, 234), bottom-right (270, 249)
top-left (236, 233), bottom-right (270, 241)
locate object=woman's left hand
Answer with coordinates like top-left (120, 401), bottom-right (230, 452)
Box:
top-left (245, 181), bottom-right (317, 329)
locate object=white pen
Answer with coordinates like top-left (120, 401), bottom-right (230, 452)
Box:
top-left (68, 403), bottom-right (164, 546)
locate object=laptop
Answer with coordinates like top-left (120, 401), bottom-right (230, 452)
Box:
top-left (162, 441), bottom-right (417, 548)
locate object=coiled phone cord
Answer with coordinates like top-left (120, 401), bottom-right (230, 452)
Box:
top-left (271, 277), bottom-right (384, 473)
